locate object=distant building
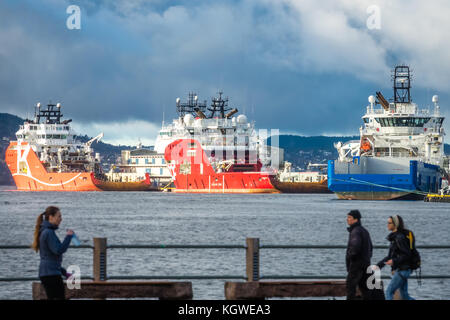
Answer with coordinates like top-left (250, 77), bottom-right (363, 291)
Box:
top-left (118, 147), bottom-right (172, 185)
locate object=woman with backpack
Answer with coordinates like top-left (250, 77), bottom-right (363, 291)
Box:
top-left (31, 206), bottom-right (74, 300)
top-left (376, 215), bottom-right (415, 300)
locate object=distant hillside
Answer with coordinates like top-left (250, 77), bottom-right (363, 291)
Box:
top-left (267, 135), bottom-right (359, 170)
top-left (0, 113), bottom-right (23, 139)
top-left (75, 135), bottom-right (151, 168)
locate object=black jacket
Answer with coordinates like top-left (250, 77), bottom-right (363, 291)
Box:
top-left (346, 221), bottom-right (373, 271)
top-left (377, 231), bottom-right (412, 271)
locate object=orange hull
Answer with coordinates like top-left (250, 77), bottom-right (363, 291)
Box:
top-left (164, 139), bottom-right (279, 194)
top-left (5, 141), bottom-right (100, 191)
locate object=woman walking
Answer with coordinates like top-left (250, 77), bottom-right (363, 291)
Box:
top-left (31, 206), bottom-right (74, 300)
top-left (376, 215), bottom-right (415, 300)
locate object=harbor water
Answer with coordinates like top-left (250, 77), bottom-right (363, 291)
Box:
top-left (1, 185), bottom-right (449, 300)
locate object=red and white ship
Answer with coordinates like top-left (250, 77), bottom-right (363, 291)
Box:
top-left (5, 102), bottom-right (103, 191)
top-left (164, 139), bottom-right (278, 193)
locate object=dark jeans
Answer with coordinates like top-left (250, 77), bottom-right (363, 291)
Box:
top-left (40, 275), bottom-right (65, 300)
top-left (346, 264), bottom-right (372, 300)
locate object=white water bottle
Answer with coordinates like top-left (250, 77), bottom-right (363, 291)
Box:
top-left (71, 233), bottom-right (81, 246)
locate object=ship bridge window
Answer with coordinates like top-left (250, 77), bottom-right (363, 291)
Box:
top-left (363, 118), bottom-right (369, 124)
top-left (44, 134), bottom-right (64, 139)
top-left (375, 117), bottom-right (431, 127)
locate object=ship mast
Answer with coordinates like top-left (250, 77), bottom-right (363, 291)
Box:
top-left (176, 92), bottom-right (207, 117)
top-left (34, 102), bottom-right (64, 124)
top-left (392, 65), bottom-right (412, 105)
top-left (208, 91), bottom-right (231, 119)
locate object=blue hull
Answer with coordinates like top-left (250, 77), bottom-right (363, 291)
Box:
top-left (327, 158), bottom-right (442, 200)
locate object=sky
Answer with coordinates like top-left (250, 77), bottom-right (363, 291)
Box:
top-left (1, 0), bottom-right (449, 146)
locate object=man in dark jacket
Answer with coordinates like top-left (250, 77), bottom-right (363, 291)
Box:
top-left (346, 210), bottom-right (373, 300)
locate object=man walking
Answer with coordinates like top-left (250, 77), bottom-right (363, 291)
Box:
top-left (346, 210), bottom-right (373, 300)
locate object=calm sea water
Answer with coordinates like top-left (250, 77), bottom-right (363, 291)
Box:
top-left (1, 185), bottom-right (449, 300)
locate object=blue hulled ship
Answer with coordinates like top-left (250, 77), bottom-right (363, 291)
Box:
top-left (328, 65), bottom-right (448, 200)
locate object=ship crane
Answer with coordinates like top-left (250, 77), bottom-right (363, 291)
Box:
top-left (85, 132), bottom-right (104, 148)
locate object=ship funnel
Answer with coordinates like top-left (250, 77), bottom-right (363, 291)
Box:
top-left (225, 108), bottom-right (238, 118)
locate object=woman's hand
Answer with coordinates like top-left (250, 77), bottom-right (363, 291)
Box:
top-left (66, 229), bottom-right (74, 236)
top-left (386, 259), bottom-right (393, 266)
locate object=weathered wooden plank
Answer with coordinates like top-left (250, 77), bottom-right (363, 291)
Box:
top-left (32, 281), bottom-right (193, 300)
top-left (225, 281), bottom-right (352, 299)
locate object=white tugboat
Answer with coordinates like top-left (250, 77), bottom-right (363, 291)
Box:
top-left (328, 65), bottom-right (447, 200)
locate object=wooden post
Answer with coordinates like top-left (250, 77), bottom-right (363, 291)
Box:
top-left (93, 238), bottom-right (107, 281)
top-left (246, 238), bottom-right (259, 282)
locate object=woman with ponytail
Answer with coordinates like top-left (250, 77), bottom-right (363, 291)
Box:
top-left (31, 206), bottom-right (74, 300)
top-left (376, 215), bottom-right (415, 300)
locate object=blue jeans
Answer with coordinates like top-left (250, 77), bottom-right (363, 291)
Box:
top-left (386, 269), bottom-right (415, 300)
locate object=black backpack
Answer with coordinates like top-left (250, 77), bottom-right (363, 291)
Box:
top-left (405, 230), bottom-right (421, 270)
top-left (405, 230), bottom-right (422, 286)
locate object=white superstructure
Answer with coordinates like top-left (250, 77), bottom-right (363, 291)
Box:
top-left (335, 66), bottom-right (446, 170)
top-left (154, 92), bottom-right (280, 168)
top-left (16, 102), bottom-right (102, 173)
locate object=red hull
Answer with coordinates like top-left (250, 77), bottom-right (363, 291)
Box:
top-left (164, 139), bottom-right (279, 193)
top-left (5, 141), bottom-right (100, 191)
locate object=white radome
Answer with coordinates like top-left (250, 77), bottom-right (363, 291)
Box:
top-left (183, 114), bottom-right (194, 125)
top-left (432, 95), bottom-right (439, 103)
top-left (368, 95), bottom-right (375, 104)
top-left (237, 114), bottom-right (247, 124)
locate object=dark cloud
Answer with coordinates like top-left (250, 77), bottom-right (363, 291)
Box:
top-left (0, 0), bottom-right (449, 144)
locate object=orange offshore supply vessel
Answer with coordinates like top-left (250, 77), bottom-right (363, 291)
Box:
top-left (5, 102), bottom-right (155, 191)
top-left (5, 103), bottom-right (104, 191)
top-left (164, 139), bottom-right (279, 193)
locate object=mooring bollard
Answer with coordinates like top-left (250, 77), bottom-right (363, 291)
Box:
top-left (246, 238), bottom-right (260, 281)
top-left (93, 238), bottom-right (107, 281)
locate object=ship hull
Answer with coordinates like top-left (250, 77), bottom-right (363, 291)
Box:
top-left (92, 181), bottom-right (159, 191)
top-left (171, 173), bottom-right (278, 194)
top-left (5, 142), bottom-right (100, 192)
top-left (91, 173), bottom-right (160, 191)
top-left (328, 157), bottom-right (442, 200)
top-left (335, 191), bottom-right (423, 201)
top-left (270, 178), bottom-right (331, 194)
top-left (164, 139), bottom-right (279, 194)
